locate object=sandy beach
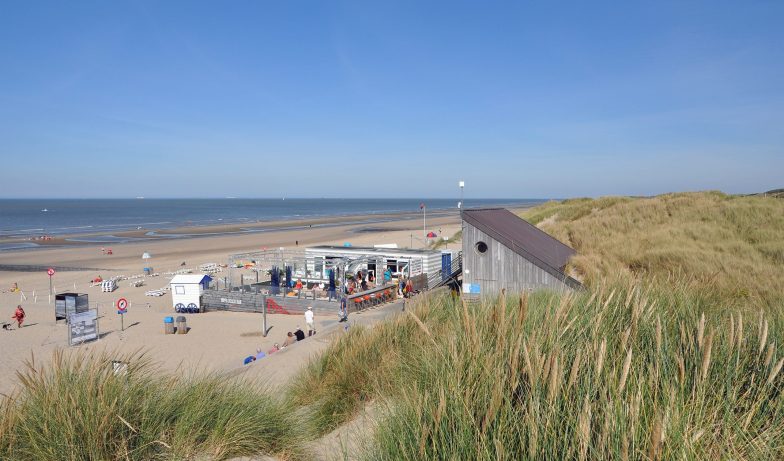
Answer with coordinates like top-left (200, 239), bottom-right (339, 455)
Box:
top-left (0, 211), bottom-right (467, 396)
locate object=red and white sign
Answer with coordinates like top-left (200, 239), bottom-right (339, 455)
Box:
top-left (47, 267), bottom-right (55, 277)
top-left (116, 298), bottom-right (128, 312)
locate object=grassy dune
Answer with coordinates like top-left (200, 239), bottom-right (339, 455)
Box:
top-left (296, 284), bottom-right (784, 459)
top-left (290, 192), bottom-right (784, 459)
top-left (0, 350), bottom-right (301, 460)
top-left (521, 192), bottom-right (784, 307)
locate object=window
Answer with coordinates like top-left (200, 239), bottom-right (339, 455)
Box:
top-left (475, 241), bottom-right (488, 255)
top-left (175, 285), bottom-right (185, 295)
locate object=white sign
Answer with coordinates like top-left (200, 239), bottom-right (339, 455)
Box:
top-left (220, 297), bottom-right (243, 305)
top-left (69, 309), bottom-right (99, 346)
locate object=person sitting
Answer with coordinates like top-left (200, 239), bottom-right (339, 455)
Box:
top-left (282, 332), bottom-right (297, 347)
top-left (294, 327), bottom-right (305, 341)
top-left (11, 305), bottom-right (25, 328)
top-left (268, 343), bottom-right (280, 354)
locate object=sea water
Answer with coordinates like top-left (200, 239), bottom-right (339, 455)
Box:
top-left (0, 198), bottom-right (545, 243)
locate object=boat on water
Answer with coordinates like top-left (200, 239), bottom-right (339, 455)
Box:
top-left (41, 208), bottom-right (48, 212)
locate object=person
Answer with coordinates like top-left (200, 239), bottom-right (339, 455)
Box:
top-left (255, 348), bottom-right (266, 360)
top-left (384, 268), bottom-right (392, 282)
top-left (243, 355), bottom-right (256, 365)
top-left (268, 343), bottom-right (280, 354)
top-left (295, 279), bottom-right (303, 290)
top-left (282, 332), bottom-right (297, 347)
top-left (294, 327), bottom-right (305, 341)
top-left (11, 305), bottom-right (25, 328)
top-left (305, 306), bottom-right (315, 336)
top-left (399, 278), bottom-right (406, 296)
top-left (361, 279), bottom-right (368, 291)
top-left (339, 297), bottom-right (348, 322)
top-left (405, 279), bottom-right (414, 298)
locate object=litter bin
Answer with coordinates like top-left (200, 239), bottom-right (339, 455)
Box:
top-left (164, 316), bottom-right (174, 334)
top-left (176, 316), bottom-right (187, 334)
top-left (143, 267), bottom-right (152, 275)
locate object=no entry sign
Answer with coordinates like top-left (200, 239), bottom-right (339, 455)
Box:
top-left (116, 298), bottom-right (128, 312)
top-left (47, 267), bottom-right (55, 276)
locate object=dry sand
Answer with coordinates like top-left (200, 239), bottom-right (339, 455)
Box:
top-left (0, 212), bottom-right (463, 396)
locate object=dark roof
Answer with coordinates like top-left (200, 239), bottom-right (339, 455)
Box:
top-left (461, 208), bottom-right (576, 273)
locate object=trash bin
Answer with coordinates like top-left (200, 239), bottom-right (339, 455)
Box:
top-left (176, 316), bottom-right (187, 334)
top-left (143, 267), bottom-right (152, 275)
top-left (164, 316), bottom-right (174, 334)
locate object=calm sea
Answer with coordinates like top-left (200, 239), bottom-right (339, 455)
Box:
top-left (0, 198), bottom-right (545, 246)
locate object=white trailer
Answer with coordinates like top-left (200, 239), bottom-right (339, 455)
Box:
top-left (170, 274), bottom-right (212, 312)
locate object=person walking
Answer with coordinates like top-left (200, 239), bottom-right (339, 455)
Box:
top-left (11, 305), bottom-right (25, 328)
top-left (305, 306), bottom-right (316, 336)
top-left (339, 297), bottom-right (348, 322)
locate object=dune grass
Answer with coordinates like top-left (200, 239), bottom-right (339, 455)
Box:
top-left (289, 192), bottom-right (784, 459)
top-left (292, 283), bottom-right (784, 460)
top-left (521, 192), bottom-right (784, 307)
top-left (0, 349), bottom-right (301, 460)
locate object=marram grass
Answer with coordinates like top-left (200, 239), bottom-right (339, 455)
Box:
top-left (0, 349), bottom-right (302, 460)
top-left (521, 192), bottom-right (784, 307)
top-left (293, 283), bottom-right (784, 460)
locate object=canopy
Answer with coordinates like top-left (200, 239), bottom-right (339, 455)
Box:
top-left (142, 252), bottom-right (152, 260)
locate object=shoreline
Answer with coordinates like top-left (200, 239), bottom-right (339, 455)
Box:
top-left (0, 201), bottom-right (541, 252)
top-left (0, 208), bottom-right (461, 252)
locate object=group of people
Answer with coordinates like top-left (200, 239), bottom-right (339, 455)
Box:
top-left (243, 306), bottom-right (317, 365)
top-left (399, 277), bottom-right (414, 298)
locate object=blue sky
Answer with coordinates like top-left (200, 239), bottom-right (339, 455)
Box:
top-left (1, 1), bottom-right (782, 198)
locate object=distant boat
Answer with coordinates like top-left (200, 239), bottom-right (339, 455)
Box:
top-left (136, 197), bottom-right (145, 199)
top-left (41, 208), bottom-right (48, 212)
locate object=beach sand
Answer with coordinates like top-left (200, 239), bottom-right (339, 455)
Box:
top-left (0, 212), bottom-right (465, 395)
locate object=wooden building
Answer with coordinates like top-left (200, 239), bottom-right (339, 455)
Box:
top-left (461, 208), bottom-right (581, 296)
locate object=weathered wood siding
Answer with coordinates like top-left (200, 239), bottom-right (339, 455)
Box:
top-left (462, 222), bottom-right (572, 295)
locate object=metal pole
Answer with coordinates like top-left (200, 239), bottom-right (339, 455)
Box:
top-left (423, 205), bottom-right (426, 241)
top-left (262, 295), bottom-right (268, 337)
top-left (49, 276), bottom-right (52, 297)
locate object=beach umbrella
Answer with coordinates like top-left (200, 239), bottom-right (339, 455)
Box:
top-left (285, 266), bottom-right (292, 288)
top-left (142, 252), bottom-right (152, 260)
top-left (426, 232), bottom-right (437, 238)
top-left (343, 242), bottom-right (352, 247)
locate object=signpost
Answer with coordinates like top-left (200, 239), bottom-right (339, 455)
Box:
top-left (47, 267), bottom-right (55, 299)
top-left (116, 297), bottom-right (128, 331)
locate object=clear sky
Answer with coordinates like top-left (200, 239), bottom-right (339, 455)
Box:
top-left (1, 1), bottom-right (782, 199)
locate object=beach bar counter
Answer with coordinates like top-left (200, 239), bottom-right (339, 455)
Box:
top-left (304, 245), bottom-right (446, 282)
